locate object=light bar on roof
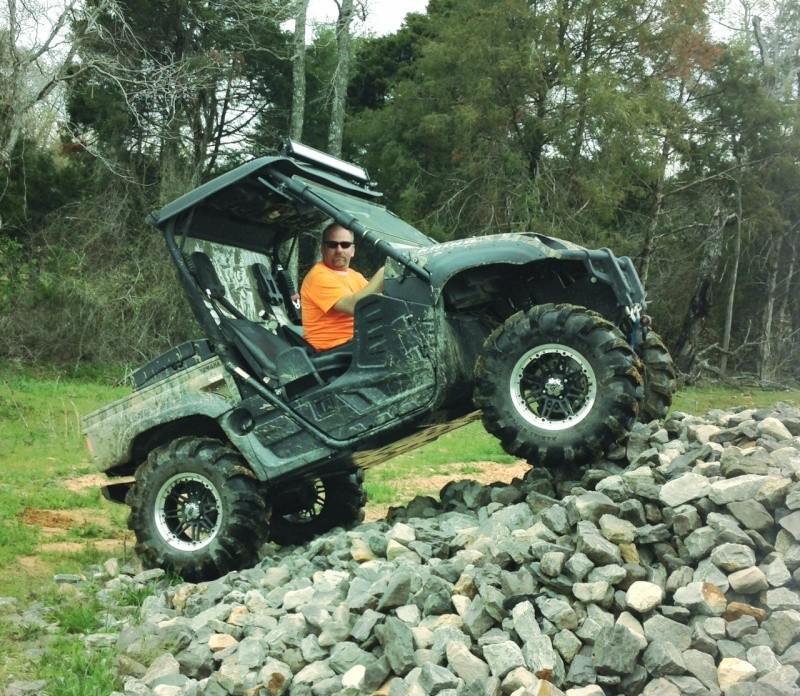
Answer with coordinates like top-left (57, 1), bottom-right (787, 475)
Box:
top-left (282, 139), bottom-right (370, 184)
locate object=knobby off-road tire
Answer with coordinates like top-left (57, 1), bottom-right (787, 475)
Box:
top-left (269, 470), bottom-right (367, 546)
top-left (634, 329), bottom-right (676, 423)
top-left (474, 304), bottom-right (642, 469)
top-left (126, 437), bottom-right (269, 582)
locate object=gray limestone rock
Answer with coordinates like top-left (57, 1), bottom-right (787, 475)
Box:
top-left (569, 492), bottom-right (620, 523)
top-left (683, 648), bottom-right (721, 692)
top-left (673, 581), bottom-right (727, 616)
top-left (575, 521), bottom-right (623, 566)
top-left (463, 595), bottom-right (496, 639)
top-left (727, 500), bottom-right (774, 532)
top-left (591, 620), bottom-right (644, 675)
top-left (710, 475), bottom-right (770, 506)
top-left (684, 526), bottom-right (718, 561)
top-left (726, 615), bottom-right (759, 640)
top-left (643, 614), bottom-right (693, 651)
top-left (521, 634), bottom-right (560, 682)
top-left (710, 543), bottom-right (757, 572)
top-left (535, 595), bottom-right (578, 631)
top-left (418, 662), bottom-right (460, 694)
top-left (778, 510), bottom-right (800, 541)
top-left (565, 650), bottom-right (597, 687)
top-left (728, 566), bottom-right (769, 594)
top-left (510, 600), bottom-right (541, 643)
top-left (641, 677), bottom-right (682, 696)
top-left (575, 604), bottom-right (614, 645)
top-left (764, 587), bottom-right (800, 611)
top-left (659, 472), bottom-right (712, 507)
top-left (29, 404), bottom-right (800, 696)
top-left (445, 641), bottom-right (489, 683)
top-left (328, 641), bottom-right (376, 675)
top-left (376, 616), bottom-right (416, 676)
top-left (553, 629), bottom-right (582, 663)
top-left (746, 645), bottom-right (782, 676)
top-left (482, 640), bottom-right (526, 679)
top-left (643, 640), bottom-right (686, 677)
top-left (540, 551), bottom-right (567, 577)
top-left (564, 553), bottom-right (595, 582)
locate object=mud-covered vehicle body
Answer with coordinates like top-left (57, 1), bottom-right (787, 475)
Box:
top-left (83, 140), bottom-right (674, 580)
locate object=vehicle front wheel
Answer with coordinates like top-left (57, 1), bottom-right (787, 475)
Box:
top-left (474, 304), bottom-right (642, 469)
top-left (126, 437), bottom-right (269, 582)
top-left (269, 470), bottom-right (367, 546)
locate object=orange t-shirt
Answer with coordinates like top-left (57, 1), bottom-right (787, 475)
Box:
top-left (300, 262), bottom-right (368, 351)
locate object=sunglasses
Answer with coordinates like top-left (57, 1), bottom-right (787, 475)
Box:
top-left (323, 241), bottom-right (353, 249)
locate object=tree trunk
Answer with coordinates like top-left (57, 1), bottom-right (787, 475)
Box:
top-left (673, 209), bottom-right (732, 374)
top-left (290, 0), bottom-right (310, 141)
top-left (638, 139), bottom-right (668, 287)
top-left (789, 239), bottom-right (800, 377)
top-left (758, 227), bottom-right (786, 382)
top-left (327, 0), bottom-right (355, 157)
top-left (720, 178), bottom-right (743, 376)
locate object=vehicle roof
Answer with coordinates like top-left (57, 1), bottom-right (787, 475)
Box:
top-left (148, 156), bottom-right (433, 253)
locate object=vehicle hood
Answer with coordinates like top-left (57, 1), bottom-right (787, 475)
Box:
top-left (413, 233), bottom-right (589, 287)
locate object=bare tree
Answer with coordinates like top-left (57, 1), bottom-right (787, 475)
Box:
top-left (327, 0), bottom-right (359, 157)
top-left (69, 0), bottom-right (291, 200)
top-left (290, 0), bottom-right (310, 141)
top-left (673, 209), bottom-right (737, 374)
top-left (0, 0), bottom-right (111, 183)
top-left (720, 176), bottom-right (744, 376)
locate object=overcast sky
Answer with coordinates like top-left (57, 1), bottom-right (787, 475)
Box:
top-left (308, 0), bottom-right (429, 36)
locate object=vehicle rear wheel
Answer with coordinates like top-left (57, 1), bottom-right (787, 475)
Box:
top-left (634, 329), bottom-right (676, 422)
top-left (474, 304), bottom-right (642, 468)
top-left (126, 437), bottom-right (269, 582)
top-left (269, 470), bottom-right (367, 546)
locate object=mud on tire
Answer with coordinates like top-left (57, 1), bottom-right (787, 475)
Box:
top-left (269, 470), bottom-right (367, 546)
top-left (126, 436), bottom-right (269, 582)
top-left (474, 303), bottom-right (642, 469)
top-left (634, 329), bottom-right (676, 423)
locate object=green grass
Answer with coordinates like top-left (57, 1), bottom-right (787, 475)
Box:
top-left (0, 363), bottom-right (129, 599)
top-left (0, 360), bottom-right (798, 688)
top-left (671, 384), bottom-right (800, 415)
top-left (36, 637), bottom-right (120, 696)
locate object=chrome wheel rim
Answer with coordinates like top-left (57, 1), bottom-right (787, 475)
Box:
top-left (154, 472), bottom-right (222, 551)
top-left (510, 343), bottom-right (597, 431)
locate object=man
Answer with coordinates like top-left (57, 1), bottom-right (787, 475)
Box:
top-left (300, 223), bottom-right (385, 351)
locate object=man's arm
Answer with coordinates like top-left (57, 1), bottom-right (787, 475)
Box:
top-left (332, 267), bottom-right (385, 316)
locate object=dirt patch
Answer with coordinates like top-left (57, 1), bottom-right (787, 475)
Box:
top-left (37, 539), bottom-right (131, 555)
top-left (19, 505), bottom-right (134, 556)
top-left (62, 473), bottom-right (112, 493)
top-left (20, 507), bottom-right (105, 535)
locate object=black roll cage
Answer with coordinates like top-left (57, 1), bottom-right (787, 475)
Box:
top-left (161, 174), bottom-right (436, 452)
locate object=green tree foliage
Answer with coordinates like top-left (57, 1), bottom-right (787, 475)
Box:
top-left (0, 140), bottom-right (88, 242)
top-left (345, 0), bottom-right (717, 246)
top-left (0, 0), bottom-right (798, 383)
top-left (0, 174), bottom-right (195, 366)
top-left (663, 41), bottom-right (800, 377)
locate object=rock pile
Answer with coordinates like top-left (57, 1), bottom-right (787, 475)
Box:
top-left (28, 405), bottom-right (800, 694)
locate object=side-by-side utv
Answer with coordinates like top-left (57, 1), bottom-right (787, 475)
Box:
top-left (82, 140), bottom-right (675, 581)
